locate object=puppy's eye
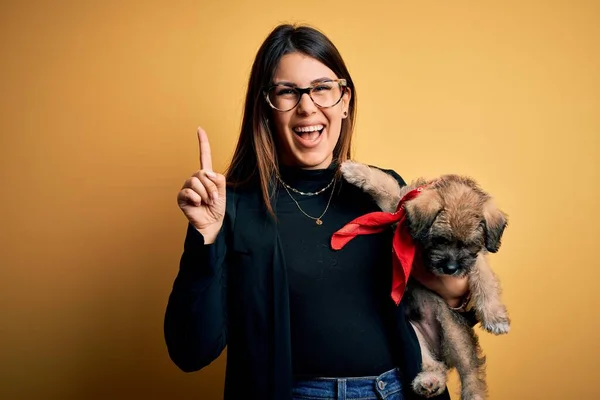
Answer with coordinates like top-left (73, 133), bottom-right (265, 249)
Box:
top-left (433, 237), bottom-right (451, 245)
top-left (468, 246), bottom-right (481, 258)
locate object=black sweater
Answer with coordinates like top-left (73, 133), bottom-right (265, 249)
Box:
top-left (275, 163), bottom-right (398, 377)
top-left (164, 165), bottom-right (453, 400)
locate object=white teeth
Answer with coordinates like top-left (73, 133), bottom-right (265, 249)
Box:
top-left (293, 125), bottom-right (324, 133)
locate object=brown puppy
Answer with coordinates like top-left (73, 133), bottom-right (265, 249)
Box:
top-left (340, 161), bottom-right (510, 400)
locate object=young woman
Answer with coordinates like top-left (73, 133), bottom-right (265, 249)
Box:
top-left (165, 24), bottom-right (472, 400)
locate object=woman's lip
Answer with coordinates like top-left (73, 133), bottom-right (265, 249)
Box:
top-left (292, 128), bottom-right (325, 149)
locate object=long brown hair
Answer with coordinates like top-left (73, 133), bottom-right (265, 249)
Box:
top-left (225, 24), bottom-right (357, 216)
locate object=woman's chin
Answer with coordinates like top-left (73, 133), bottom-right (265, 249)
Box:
top-left (288, 152), bottom-right (333, 169)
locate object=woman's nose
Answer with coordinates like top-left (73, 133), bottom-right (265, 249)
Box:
top-left (296, 93), bottom-right (317, 115)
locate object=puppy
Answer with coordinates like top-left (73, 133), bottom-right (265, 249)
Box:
top-left (339, 161), bottom-right (510, 400)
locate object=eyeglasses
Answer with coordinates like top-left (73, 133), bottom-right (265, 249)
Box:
top-left (264, 79), bottom-right (347, 112)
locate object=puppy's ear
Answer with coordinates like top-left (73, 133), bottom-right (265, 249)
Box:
top-left (404, 189), bottom-right (442, 240)
top-left (482, 199), bottom-right (508, 253)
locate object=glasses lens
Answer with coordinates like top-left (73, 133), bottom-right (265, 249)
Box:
top-left (267, 86), bottom-right (298, 111)
top-left (310, 81), bottom-right (343, 108)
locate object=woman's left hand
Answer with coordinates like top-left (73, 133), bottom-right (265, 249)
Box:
top-left (411, 252), bottom-right (470, 308)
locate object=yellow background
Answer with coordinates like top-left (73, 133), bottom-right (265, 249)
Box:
top-left (1, 1), bottom-right (598, 399)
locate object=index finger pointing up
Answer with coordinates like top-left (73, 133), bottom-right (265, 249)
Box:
top-left (197, 126), bottom-right (213, 172)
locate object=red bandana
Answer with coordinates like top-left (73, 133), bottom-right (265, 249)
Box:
top-left (330, 187), bottom-right (425, 305)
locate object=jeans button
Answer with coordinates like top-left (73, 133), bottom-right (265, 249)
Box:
top-left (377, 380), bottom-right (386, 390)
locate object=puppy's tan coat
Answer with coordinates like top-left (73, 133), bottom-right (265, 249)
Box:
top-left (340, 161), bottom-right (510, 400)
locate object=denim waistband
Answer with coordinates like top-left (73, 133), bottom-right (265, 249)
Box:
top-left (292, 367), bottom-right (403, 400)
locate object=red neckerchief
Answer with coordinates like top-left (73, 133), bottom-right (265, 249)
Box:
top-left (330, 186), bottom-right (425, 305)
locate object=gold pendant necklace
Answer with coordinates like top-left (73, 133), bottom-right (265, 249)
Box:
top-left (280, 179), bottom-right (336, 225)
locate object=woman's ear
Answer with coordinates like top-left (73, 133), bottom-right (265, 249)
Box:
top-left (341, 87), bottom-right (352, 118)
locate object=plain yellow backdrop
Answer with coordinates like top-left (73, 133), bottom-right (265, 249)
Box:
top-left (1, 1), bottom-right (598, 399)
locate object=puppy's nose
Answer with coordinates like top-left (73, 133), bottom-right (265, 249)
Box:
top-left (443, 262), bottom-right (459, 275)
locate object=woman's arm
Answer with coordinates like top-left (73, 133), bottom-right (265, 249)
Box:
top-left (411, 256), bottom-right (478, 325)
top-left (410, 260), bottom-right (469, 307)
top-left (163, 222), bottom-right (228, 372)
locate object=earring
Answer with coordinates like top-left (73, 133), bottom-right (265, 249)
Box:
top-left (343, 111), bottom-right (348, 117)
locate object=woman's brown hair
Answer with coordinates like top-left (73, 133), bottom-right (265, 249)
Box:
top-left (225, 24), bottom-right (357, 216)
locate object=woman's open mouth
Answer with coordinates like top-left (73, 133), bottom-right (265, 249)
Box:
top-left (292, 124), bottom-right (325, 147)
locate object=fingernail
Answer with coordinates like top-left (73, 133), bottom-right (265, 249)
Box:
top-left (206, 171), bottom-right (216, 179)
top-left (212, 191), bottom-right (219, 202)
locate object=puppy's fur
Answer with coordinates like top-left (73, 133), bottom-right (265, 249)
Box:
top-left (340, 161), bottom-right (510, 400)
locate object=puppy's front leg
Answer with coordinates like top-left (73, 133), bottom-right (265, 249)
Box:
top-left (469, 253), bottom-right (510, 335)
top-left (340, 161), bottom-right (402, 213)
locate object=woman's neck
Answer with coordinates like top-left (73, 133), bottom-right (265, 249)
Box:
top-left (278, 161), bottom-right (338, 193)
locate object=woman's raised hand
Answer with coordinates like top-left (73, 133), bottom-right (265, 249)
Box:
top-left (177, 127), bottom-right (227, 244)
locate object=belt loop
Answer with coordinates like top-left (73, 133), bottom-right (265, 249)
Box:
top-left (337, 378), bottom-right (347, 400)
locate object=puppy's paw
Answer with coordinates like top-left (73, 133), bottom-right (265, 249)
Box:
top-left (476, 302), bottom-right (511, 335)
top-left (340, 161), bottom-right (371, 188)
top-left (411, 371), bottom-right (447, 398)
top-left (480, 313), bottom-right (511, 335)
top-left (482, 320), bottom-right (510, 335)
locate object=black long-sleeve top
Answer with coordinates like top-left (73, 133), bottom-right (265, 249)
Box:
top-left (275, 163), bottom-right (398, 377)
top-left (163, 164), bottom-right (454, 400)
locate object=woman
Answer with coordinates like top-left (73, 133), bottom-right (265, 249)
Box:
top-left (165, 24), bottom-right (472, 400)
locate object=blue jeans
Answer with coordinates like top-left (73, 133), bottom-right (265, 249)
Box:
top-left (292, 367), bottom-right (404, 400)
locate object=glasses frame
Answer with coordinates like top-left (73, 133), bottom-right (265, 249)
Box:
top-left (263, 79), bottom-right (348, 112)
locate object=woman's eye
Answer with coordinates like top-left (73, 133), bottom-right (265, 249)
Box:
top-left (276, 88), bottom-right (296, 96)
top-left (313, 84), bottom-right (332, 92)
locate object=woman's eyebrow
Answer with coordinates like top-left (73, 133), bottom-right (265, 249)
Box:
top-left (272, 80), bottom-right (296, 87)
top-left (311, 77), bottom-right (335, 84)
top-left (272, 77), bottom-right (335, 87)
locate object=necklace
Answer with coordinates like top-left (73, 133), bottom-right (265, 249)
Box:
top-left (277, 175), bottom-right (335, 196)
top-left (280, 179), bottom-right (336, 225)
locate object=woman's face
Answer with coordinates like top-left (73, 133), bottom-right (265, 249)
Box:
top-left (269, 52), bottom-right (351, 170)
